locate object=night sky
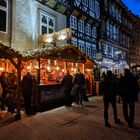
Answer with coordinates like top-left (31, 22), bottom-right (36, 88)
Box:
top-left (123, 0), bottom-right (140, 17)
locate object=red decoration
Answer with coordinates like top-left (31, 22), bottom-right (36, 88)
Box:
top-left (67, 50), bottom-right (73, 54)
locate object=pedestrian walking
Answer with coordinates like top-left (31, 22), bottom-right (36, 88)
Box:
top-left (73, 68), bottom-right (85, 108)
top-left (21, 72), bottom-right (35, 115)
top-left (117, 74), bottom-right (123, 104)
top-left (119, 68), bottom-right (139, 128)
top-left (102, 70), bottom-right (120, 127)
top-left (61, 70), bottom-right (73, 107)
top-left (82, 75), bottom-right (89, 102)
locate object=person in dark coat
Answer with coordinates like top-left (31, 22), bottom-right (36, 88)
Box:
top-left (102, 70), bottom-right (120, 127)
top-left (73, 69), bottom-right (85, 108)
top-left (6, 72), bottom-right (17, 113)
top-left (0, 71), bottom-right (8, 110)
top-left (119, 68), bottom-right (139, 128)
top-left (61, 70), bottom-right (73, 107)
top-left (82, 75), bottom-right (89, 102)
top-left (21, 72), bottom-right (34, 115)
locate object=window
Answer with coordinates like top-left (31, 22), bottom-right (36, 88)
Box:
top-left (104, 0), bottom-right (108, 11)
top-left (92, 26), bottom-right (96, 38)
top-left (0, 0), bottom-right (8, 33)
top-left (40, 12), bottom-right (55, 35)
top-left (82, 0), bottom-right (88, 6)
top-left (89, 0), bottom-right (94, 11)
top-left (106, 21), bottom-right (109, 37)
top-left (86, 42), bottom-right (91, 57)
top-left (101, 43), bottom-right (108, 55)
top-left (78, 40), bottom-right (85, 52)
top-left (70, 15), bottom-right (77, 29)
top-left (86, 24), bottom-right (91, 35)
top-left (78, 20), bottom-right (84, 33)
top-left (95, 0), bottom-right (100, 19)
top-left (92, 44), bottom-right (96, 59)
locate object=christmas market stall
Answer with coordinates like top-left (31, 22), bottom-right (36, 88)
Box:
top-left (0, 42), bottom-right (22, 120)
top-left (22, 44), bottom-right (96, 110)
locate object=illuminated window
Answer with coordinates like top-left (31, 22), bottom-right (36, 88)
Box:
top-left (0, 0), bottom-right (8, 33)
top-left (40, 12), bottom-right (55, 35)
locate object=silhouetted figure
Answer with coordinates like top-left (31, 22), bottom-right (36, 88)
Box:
top-left (21, 72), bottom-right (34, 115)
top-left (73, 69), bottom-right (85, 108)
top-left (61, 70), bottom-right (73, 107)
top-left (102, 70), bottom-right (120, 127)
top-left (82, 75), bottom-right (89, 102)
top-left (6, 72), bottom-right (17, 113)
top-left (117, 74), bottom-right (123, 104)
top-left (119, 68), bottom-right (139, 128)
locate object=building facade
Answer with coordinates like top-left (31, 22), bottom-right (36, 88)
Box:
top-left (0, 0), bottom-right (139, 74)
top-left (0, 0), bottom-right (66, 52)
top-left (131, 16), bottom-right (140, 66)
top-left (98, 0), bottom-right (134, 73)
top-left (39, 0), bottom-right (136, 73)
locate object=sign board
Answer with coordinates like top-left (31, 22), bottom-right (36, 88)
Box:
top-left (96, 52), bottom-right (102, 60)
top-left (39, 28), bottom-right (72, 45)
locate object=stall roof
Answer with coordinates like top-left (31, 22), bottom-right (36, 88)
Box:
top-left (0, 42), bottom-right (22, 59)
top-left (0, 42), bottom-right (23, 69)
top-left (22, 44), bottom-right (87, 63)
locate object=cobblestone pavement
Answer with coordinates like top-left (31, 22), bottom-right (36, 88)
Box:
top-left (0, 95), bottom-right (140, 140)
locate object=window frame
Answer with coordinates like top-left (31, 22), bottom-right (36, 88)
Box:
top-left (70, 15), bottom-right (77, 30)
top-left (0, 0), bottom-right (8, 33)
top-left (40, 11), bottom-right (55, 35)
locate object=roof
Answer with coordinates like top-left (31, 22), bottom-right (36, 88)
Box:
top-left (0, 42), bottom-right (22, 59)
top-left (22, 44), bottom-right (87, 63)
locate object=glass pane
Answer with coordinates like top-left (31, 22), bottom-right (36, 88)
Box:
top-left (0, 0), bottom-right (7, 7)
top-left (42, 16), bottom-right (47, 24)
top-left (49, 18), bottom-right (54, 26)
top-left (49, 28), bottom-right (54, 33)
top-left (42, 26), bottom-right (47, 34)
top-left (0, 9), bottom-right (6, 32)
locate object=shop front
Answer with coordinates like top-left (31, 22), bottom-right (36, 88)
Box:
top-left (22, 44), bottom-right (96, 110)
top-left (0, 42), bottom-right (22, 120)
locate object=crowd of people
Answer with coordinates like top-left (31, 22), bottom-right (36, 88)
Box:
top-left (61, 68), bottom-right (139, 128)
top-left (61, 68), bottom-right (89, 108)
top-left (0, 71), bottom-right (36, 115)
top-left (100, 68), bottom-right (139, 128)
top-left (0, 71), bottom-right (17, 113)
top-left (0, 68), bottom-right (139, 128)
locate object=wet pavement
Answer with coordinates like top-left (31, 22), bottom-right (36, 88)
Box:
top-left (0, 95), bottom-right (140, 140)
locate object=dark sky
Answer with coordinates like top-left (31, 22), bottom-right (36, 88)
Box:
top-left (123, 0), bottom-right (140, 16)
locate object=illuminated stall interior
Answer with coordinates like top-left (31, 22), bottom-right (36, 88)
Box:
top-left (22, 44), bottom-right (86, 85)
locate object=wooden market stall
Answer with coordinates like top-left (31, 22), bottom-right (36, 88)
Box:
top-left (22, 44), bottom-right (96, 110)
top-left (84, 59), bottom-right (97, 96)
top-left (0, 42), bottom-right (22, 120)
